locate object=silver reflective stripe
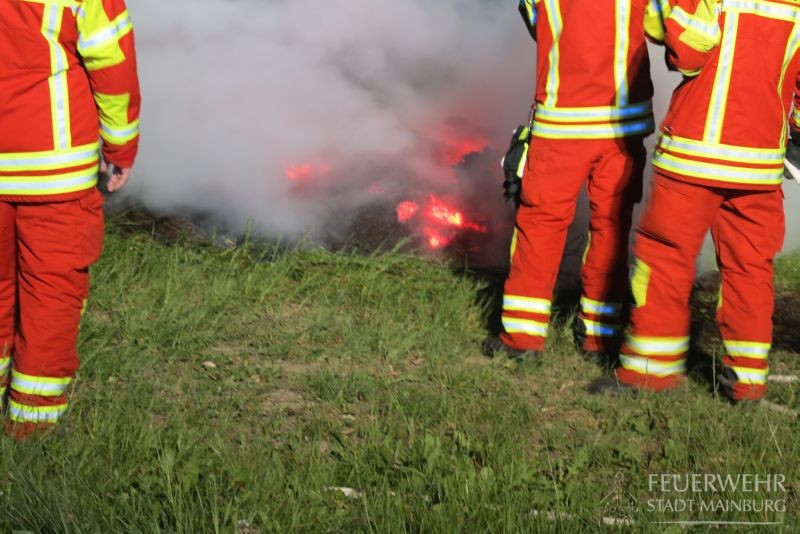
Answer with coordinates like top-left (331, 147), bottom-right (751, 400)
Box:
top-left (533, 117), bottom-right (656, 139)
top-left (724, 341), bottom-right (771, 359)
top-left (0, 168), bottom-right (98, 193)
top-left (704, 13), bottom-right (738, 143)
top-left (731, 366), bottom-right (769, 385)
top-left (653, 152), bottom-right (783, 183)
top-left (0, 145), bottom-right (98, 171)
top-left (535, 101), bottom-right (653, 123)
top-left (78, 12), bottom-right (133, 51)
top-left (723, 0), bottom-right (800, 21)
top-left (626, 335), bottom-right (689, 356)
top-left (583, 320), bottom-right (619, 338)
top-left (659, 136), bottom-right (784, 164)
top-left (620, 355), bottom-right (687, 377)
top-left (11, 370), bottom-right (71, 397)
top-left (581, 297), bottom-right (622, 317)
top-left (503, 295), bottom-right (552, 315)
top-left (8, 401), bottom-right (68, 423)
top-left (543, 0), bottom-right (563, 107)
top-left (670, 6), bottom-right (721, 41)
top-left (502, 316), bottom-right (549, 337)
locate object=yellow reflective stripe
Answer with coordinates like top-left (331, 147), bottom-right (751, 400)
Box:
top-left (704, 12), bottom-right (738, 143)
top-left (659, 135), bottom-right (784, 165)
top-left (543, 0), bottom-right (563, 107)
top-left (724, 341), bottom-right (771, 359)
top-left (78, 10), bottom-right (132, 52)
top-left (8, 400), bottom-right (68, 423)
top-left (731, 366), bottom-right (769, 385)
top-left (94, 92), bottom-right (138, 145)
top-left (0, 166), bottom-right (99, 196)
top-left (670, 5), bottom-right (722, 43)
top-left (41, 3), bottom-right (71, 151)
top-left (582, 231), bottom-right (591, 265)
top-left (521, 0), bottom-right (536, 25)
top-left (723, 0), bottom-right (800, 22)
top-left (509, 228), bottom-right (519, 264)
top-left (503, 295), bottom-right (552, 315)
top-left (11, 370), bottom-right (72, 397)
top-left (653, 151), bottom-right (784, 184)
top-left (626, 335), bottom-right (690, 356)
top-left (631, 259), bottom-right (651, 308)
top-left (779, 26), bottom-right (800, 136)
top-left (0, 143), bottom-right (99, 172)
top-left (645, 0), bottom-right (671, 41)
top-left (620, 355), bottom-right (687, 377)
top-left (582, 319), bottom-right (619, 338)
top-left (581, 297), bottom-right (622, 317)
top-left (535, 101), bottom-right (653, 124)
top-left (76, 5), bottom-right (130, 70)
top-left (502, 316), bottom-right (549, 337)
top-left (614, 0), bottom-right (631, 106)
top-left (101, 118), bottom-right (140, 145)
top-left (0, 356), bottom-right (10, 375)
top-left (532, 117), bottom-right (656, 139)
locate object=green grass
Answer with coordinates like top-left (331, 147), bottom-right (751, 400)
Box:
top-left (0, 213), bottom-right (798, 533)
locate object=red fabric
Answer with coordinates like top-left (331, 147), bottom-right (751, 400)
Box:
top-left (0, 0), bottom-right (140, 200)
top-left (501, 137), bottom-right (646, 352)
top-left (617, 174), bottom-right (784, 399)
top-left (657, 7), bottom-right (800, 190)
top-left (0, 189), bottom-right (105, 415)
top-left (531, 0), bottom-right (655, 109)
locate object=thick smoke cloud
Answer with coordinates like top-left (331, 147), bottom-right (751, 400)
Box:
top-left (124, 0), bottom-right (799, 267)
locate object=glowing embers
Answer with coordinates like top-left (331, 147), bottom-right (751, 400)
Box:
top-left (282, 162), bottom-right (330, 182)
top-left (396, 194), bottom-right (487, 250)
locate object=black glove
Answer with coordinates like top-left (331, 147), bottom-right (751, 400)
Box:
top-left (785, 135), bottom-right (800, 182)
top-left (501, 125), bottom-right (531, 207)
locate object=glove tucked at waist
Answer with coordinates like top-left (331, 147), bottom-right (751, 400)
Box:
top-left (501, 125), bottom-right (532, 207)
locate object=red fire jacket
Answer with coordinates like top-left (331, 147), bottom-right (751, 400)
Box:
top-left (520, 0), bottom-right (663, 140)
top-left (0, 0), bottom-right (140, 202)
top-left (648, 0), bottom-right (800, 190)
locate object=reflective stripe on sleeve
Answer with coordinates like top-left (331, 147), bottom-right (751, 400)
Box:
top-left (502, 316), bottom-right (549, 337)
top-left (11, 370), bottom-right (72, 397)
top-left (8, 400), bottom-right (69, 423)
top-left (100, 119), bottom-right (140, 145)
top-left (503, 295), bottom-right (552, 315)
top-left (669, 6), bottom-right (721, 42)
top-left (78, 11), bottom-right (133, 53)
top-left (723, 0), bottom-right (800, 22)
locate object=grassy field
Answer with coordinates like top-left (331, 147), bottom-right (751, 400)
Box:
top-left (0, 212), bottom-right (798, 533)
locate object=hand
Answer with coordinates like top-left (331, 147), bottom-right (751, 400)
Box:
top-left (100, 160), bottom-right (133, 192)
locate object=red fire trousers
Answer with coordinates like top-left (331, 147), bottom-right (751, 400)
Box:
top-left (501, 137), bottom-right (646, 353)
top-left (0, 189), bottom-right (104, 433)
top-left (617, 174), bottom-right (784, 401)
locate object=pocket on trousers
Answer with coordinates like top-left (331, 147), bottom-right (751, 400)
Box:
top-left (76, 189), bottom-right (105, 269)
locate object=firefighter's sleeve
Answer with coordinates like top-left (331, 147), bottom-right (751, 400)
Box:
top-left (76, 0), bottom-right (141, 168)
top-left (663, 0), bottom-right (721, 77)
top-left (644, 0), bottom-right (671, 44)
top-left (519, 0), bottom-right (539, 41)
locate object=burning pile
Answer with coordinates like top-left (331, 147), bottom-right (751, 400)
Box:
top-left (396, 195), bottom-right (487, 250)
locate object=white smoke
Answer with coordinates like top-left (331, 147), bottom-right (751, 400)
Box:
top-left (123, 0), bottom-right (800, 265)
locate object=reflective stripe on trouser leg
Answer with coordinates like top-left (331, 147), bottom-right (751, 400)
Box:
top-left (712, 188), bottom-right (783, 401)
top-left (501, 138), bottom-right (595, 351)
top-left (0, 355), bottom-right (9, 400)
top-left (617, 335), bottom-right (689, 390)
top-left (8, 399), bottom-right (68, 424)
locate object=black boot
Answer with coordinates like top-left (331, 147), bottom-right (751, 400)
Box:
top-left (482, 336), bottom-right (541, 362)
top-left (718, 367), bottom-right (759, 407)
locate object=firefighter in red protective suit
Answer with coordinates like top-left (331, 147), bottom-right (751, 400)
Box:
top-left (486, 0), bottom-right (665, 359)
top-left (0, 0), bottom-right (140, 438)
top-left (598, 0), bottom-right (800, 402)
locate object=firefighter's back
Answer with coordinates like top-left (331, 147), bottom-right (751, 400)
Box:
top-left (654, 0), bottom-right (800, 190)
top-left (531, 0), bottom-right (656, 140)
